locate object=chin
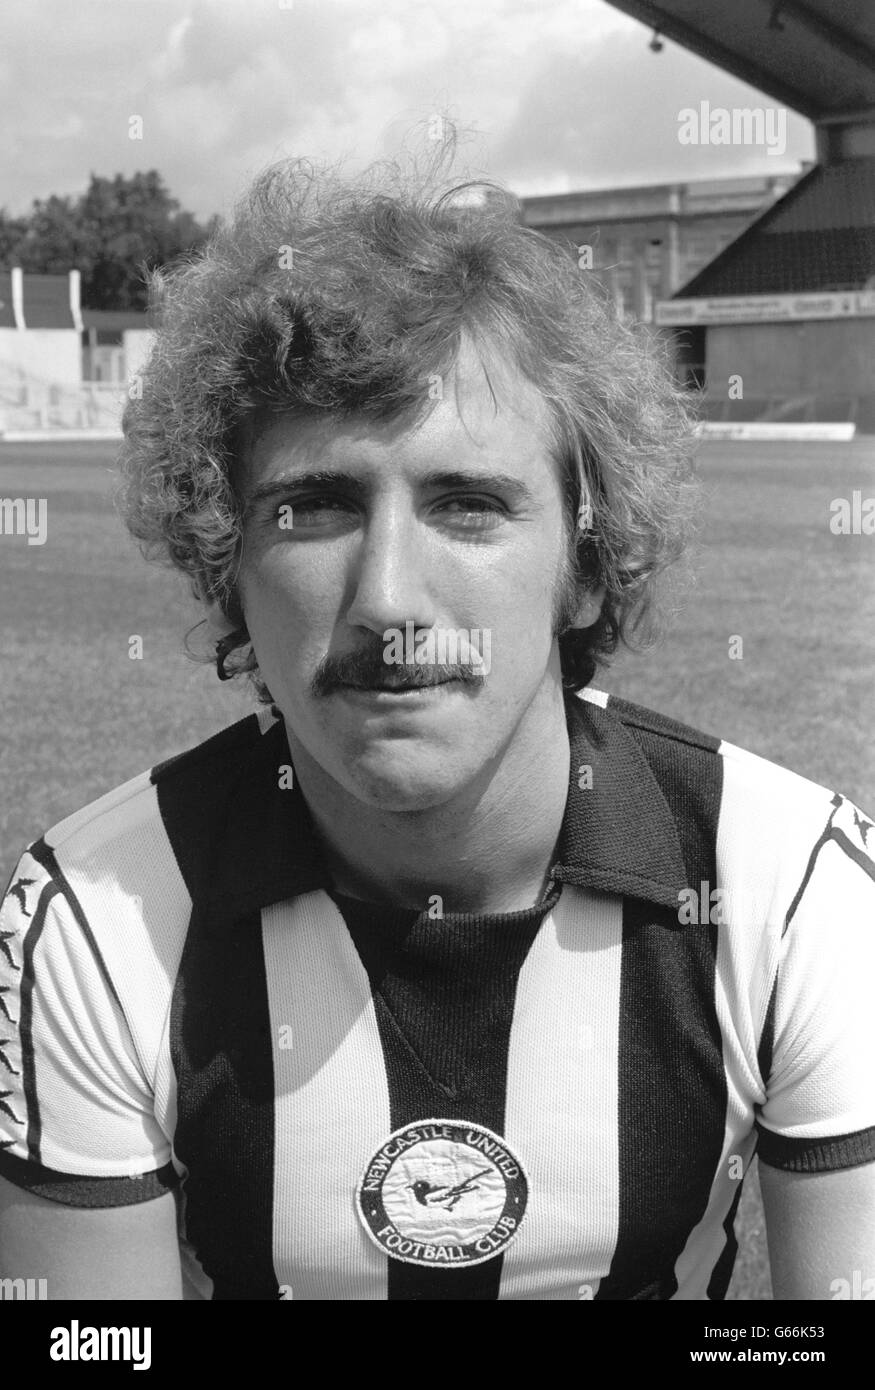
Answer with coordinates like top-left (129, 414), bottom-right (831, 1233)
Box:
top-left (339, 751), bottom-right (463, 813)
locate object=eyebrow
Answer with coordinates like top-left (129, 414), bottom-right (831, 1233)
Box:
top-left (242, 468), bottom-right (536, 515)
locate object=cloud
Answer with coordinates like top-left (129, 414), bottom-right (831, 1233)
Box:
top-left (492, 29), bottom-right (813, 192)
top-left (0, 0), bottom-right (813, 222)
top-left (147, 14), bottom-right (195, 81)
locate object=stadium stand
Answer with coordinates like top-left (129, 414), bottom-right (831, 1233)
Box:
top-left (679, 160), bottom-right (875, 298)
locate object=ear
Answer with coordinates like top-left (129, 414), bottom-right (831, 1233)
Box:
top-left (569, 583), bottom-right (606, 631)
top-left (195, 579), bottom-right (240, 642)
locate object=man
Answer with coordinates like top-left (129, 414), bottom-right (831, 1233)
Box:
top-left (1, 154), bottom-right (873, 1301)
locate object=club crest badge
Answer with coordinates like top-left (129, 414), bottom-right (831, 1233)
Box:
top-left (356, 1119), bottom-right (528, 1268)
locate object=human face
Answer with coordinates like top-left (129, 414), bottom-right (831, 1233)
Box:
top-left (236, 343), bottom-right (580, 811)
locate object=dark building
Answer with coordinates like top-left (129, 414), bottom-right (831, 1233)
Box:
top-left (519, 174), bottom-right (799, 326)
top-left (659, 160), bottom-right (875, 429)
top-left (603, 0), bottom-right (875, 429)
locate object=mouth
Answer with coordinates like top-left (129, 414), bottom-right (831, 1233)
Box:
top-left (337, 676), bottom-right (462, 697)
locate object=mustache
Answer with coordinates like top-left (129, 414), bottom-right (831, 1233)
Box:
top-left (312, 641), bottom-right (486, 696)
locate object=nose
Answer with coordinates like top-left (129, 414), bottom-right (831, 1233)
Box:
top-left (344, 498), bottom-right (437, 638)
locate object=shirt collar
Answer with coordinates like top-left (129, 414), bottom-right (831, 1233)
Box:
top-left (550, 692), bottom-right (689, 908)
top-left (205, 692), bottom-right (689, 921)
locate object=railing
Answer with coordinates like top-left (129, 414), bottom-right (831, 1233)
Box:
top-left (0, 364), bottom-right (126, 434)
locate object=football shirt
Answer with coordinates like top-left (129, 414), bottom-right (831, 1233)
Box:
top-left (1, 689), bottom-right (873, 1299)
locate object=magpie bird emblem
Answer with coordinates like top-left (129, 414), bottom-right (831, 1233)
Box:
top-left (409, 1168), bottom-right (492, 1211)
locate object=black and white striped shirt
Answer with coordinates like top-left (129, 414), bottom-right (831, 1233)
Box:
top-left (1, 688), bottom-right (873, 1299)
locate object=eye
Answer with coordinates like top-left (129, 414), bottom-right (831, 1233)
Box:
top-left (273, 495), bottom-right (357, 527)
top-left (435, 496), bottom-right (506, 530)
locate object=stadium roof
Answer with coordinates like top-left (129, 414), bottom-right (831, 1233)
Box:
top-left (675, 156), bottom-right (875, 295)
top-left (603, 1), bottom-right (875, 122)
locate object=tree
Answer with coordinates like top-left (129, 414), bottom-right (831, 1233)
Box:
top-left (0, 171), bottom-right (215, 311)
top-left (11, 194), bottom-right (94, 279)
top-left (0, 210), bottom-right (28, 268)
top-left (77, 171), bottom-right (215, 309)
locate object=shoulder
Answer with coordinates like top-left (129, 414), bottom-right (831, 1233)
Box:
top-left (585, 685), bottom-right (852, 833)
top-left (1, 707), bottom-right (284, 1115)
top-left (21, 706), bottom-right (278, 890)
top-left (2, 708), bottom-right (282, 997)
top-left (583, 686), bottom-right (873, 932)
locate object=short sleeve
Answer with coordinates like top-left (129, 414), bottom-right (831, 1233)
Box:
top-left (755, 794), bottom-right (875, 1172)
top-left (0, 845), bottom-right (178, 1206)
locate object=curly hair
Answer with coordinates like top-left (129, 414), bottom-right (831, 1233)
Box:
top-left (117, 143), bottom-right (699, 701)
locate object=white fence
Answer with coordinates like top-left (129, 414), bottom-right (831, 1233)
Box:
top-left (0, 363), bottom-right (126, 440)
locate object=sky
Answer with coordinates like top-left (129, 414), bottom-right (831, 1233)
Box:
top-left (0, 0), bottom-right (815, 221)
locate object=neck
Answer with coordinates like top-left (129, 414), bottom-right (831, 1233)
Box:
top-left (286, 684), bottom-right (572, 914)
